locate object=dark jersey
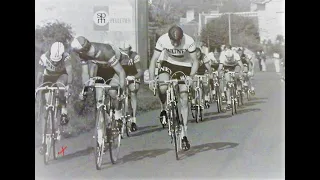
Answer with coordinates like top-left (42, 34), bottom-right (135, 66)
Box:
top-left (78, 42), bottom-right (119, 68)
top-left (119, 51), bottom-right (140, 76)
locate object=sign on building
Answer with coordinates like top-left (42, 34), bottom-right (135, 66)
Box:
top-left (93, 6), bottom-right (133, 31)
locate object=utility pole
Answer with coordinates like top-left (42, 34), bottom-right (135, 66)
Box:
top-left (228, 12), bottom-right (232, 45)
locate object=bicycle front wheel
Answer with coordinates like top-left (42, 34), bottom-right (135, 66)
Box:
top-left (216, 87), bottom-right (222, 113)
top-left (172, 105), bottom-right (180, 160)
top-left (108, 116), bottom-right (121, 164)
top-left (43, 108), bottom-right (54, 165)
top-left (94, 106), bottom-right (106, 170)
top-left (233, 88), bottom-right (238, 114)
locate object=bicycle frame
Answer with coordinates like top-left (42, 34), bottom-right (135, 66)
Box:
top-left (152, 71), bottom-right (189, 160)
top-left (35, 82), bottom-right (67, 164)
top-left (225, 71), bottom-right (238, 115)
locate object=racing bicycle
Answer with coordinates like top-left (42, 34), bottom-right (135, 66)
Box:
top-left (152, 71), bottom-right (190, 160)
top-left (225, 71), bottom-right (238, 115)
top-left (81, 76), bottom-right (123, 170)
top-left (35, 82), bottom-right (68, 165)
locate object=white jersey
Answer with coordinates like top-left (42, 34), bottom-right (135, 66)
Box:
top-left (155, 33), bottom-right (196, 67)
top-left (205, 52), bottom-right (219, 65)
top-left (219, 50), bottom-right (240, 66)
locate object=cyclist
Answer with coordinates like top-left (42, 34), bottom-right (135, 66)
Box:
top-left (70, 36), bottom-right (126, 121)
top-left (148, 25), bottom-right (199, 150)
top-left (219, 45), bottom-right (244, 110)
top-left (118, 41), bottom-right (143, 132)
top-left (191, 47), bottom-right (212, 109)
top-left (236, 47), bottom-right (255, 94)
top-left (36, 42), bottom-right (73, 155)
top-left (207, 47), bottom-right (223, 100)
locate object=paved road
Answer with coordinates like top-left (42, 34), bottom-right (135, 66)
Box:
top-left (35, 69), bottom-right (285, 179)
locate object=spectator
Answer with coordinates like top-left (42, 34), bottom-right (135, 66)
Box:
top-left (261, 50), bottom-right (267, 72)
top-left (256, 51), bottom-right (262, 71)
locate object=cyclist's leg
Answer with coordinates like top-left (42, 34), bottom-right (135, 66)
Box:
top-left (234, 65), bottom-right (242, 91)
top-left (224, 67), bottom-right (232, 109)
top-left (242, 65), bottom-right (249, 86)
top-left (220, 67), bottom-right (226, 100)
top-left (203, 75), bottom-right (210, 107)
top-left (108, 73), bottom-right (122, 120)
top-left (128, 78), bottom-right (140, 130)
top-left (56, 74), bottom-right (69, 125)
top-left (157, 61), bottom-right (171, 121)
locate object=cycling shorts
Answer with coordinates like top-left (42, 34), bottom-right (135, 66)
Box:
top-left (158, 61), bottom-right (191, 81)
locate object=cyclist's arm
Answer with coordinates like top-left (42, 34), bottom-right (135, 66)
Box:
top-left (133, 55), bottom-right (143, 79)
top-left (149, 38), bottom-right (164, 81)
top-left (188, 43), bottom-right (199, 77)
top-left (203, 55), bottom-right (212, 76)
top-left (64, 54), bottom-right (73, 85)
top-left (111, 58), bottom-right (126, 89)
top-left (36, 55), bottom-right (46, 88)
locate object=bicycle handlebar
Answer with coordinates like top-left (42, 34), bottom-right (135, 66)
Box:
top-left (151, 79), bottom-right (190, 96)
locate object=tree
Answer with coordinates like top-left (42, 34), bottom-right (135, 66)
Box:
top-left (201, 14), bottom-right (261, 52)
top-left (35, 20), bottom-right (74, 53)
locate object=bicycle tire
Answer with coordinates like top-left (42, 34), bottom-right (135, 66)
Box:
top-left (233, 88), bottom-right (238, 114)
top-left (195, 88), bottom-right (201, 123)
top-left (44, 108), bottom-right (54, 165)
top-left (216, 87), bottom-right (222, 113)
top-left (94, 106), bottom-right (106, 170)
top-left (52, 106), bottom-right (62, 160)
top-left (125, 95), bottom-right (132, 137)
top-left (109, 111), bottom-right (121, 164)
top-left (171, 105), bottom-right (180, 160)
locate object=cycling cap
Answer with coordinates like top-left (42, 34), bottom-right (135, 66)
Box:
top-left (50, 42), bottom-right (65, 62)
top-left (168, 25), bottom-right (184, 42)
top-left (71, 36), bottom-right (91, 52)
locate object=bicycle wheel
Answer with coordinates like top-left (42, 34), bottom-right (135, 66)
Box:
top-left (171, 105), bottom-right (180, 160)
top-left (216, 87), bottom-right (222, 113)
top-left (195, 89), bottom-right (201, 123)
top-left (124, 95), bottom-right (132, 137)
top-left (233, 88), bottom-right (238, 114)
top-left (52, 106), bottom-right (62, 160)
top-left (43, 108), bottom-right (54, 165)
top-left (94, 106), bottom-right (106, 170)
top-left (108, 112), bottom-right (121, 164)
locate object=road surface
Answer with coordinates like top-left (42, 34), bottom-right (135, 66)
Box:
top-left (35, 66), bottom-right (285, 179)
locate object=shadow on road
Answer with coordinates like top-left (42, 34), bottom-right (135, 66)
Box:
top-left (236, 108), bottom-right (261, 115)
top-left (120, 148), bottom-right (172, 164)
top-left (131, 125), bottom-right (163, 137)
top-left (201, 114), bottom-right (233, 122)
top-left (50, 146), bottom-right (94, 164)
top-left (179, 142), bottom-right (239, 160)
top-left (250, 97), bottom-right (268, 101)
top-left (241, 100), bottom-right (266, 107)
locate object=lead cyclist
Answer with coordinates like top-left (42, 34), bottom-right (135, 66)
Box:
top-left (148, 25), bottom-right (199, 150)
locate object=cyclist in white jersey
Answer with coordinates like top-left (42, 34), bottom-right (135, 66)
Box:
top-left (219, 45), bottom-right (244, 110)
top-left (148, 25), bottom-right (199, 150)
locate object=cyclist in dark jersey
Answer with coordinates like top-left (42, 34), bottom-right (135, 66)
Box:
top-left (236, 47), bottom-right (255, 94)
top-left (191, 47), bottom-right (212, 109)
top-left (70, 36), bottom-right (126, 121)
top-left (118, 41), bottom-right (143, 131)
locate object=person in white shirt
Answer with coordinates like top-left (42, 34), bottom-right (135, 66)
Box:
top-left (148, 25), bottom-right (199, 150)
top-left (218, 45), bottom-right (244, 110)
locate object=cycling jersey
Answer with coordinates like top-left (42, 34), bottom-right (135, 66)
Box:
top-left (39, 51), bottom-right (70, 76)
top-left (240, 53), bottom-right (252, 65)
top-left (206, 52), bottom-right (220, 70)
top-left (119, 51), bottom-right (140, 76)
top-left (219, 50), bottom-right (240, 67)
top-left (155, 33), bottom-right (196, 67)
top-left (77, 42), bottom-right (119, 67)
top-left (197, 53), bottom-right (210, 75)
